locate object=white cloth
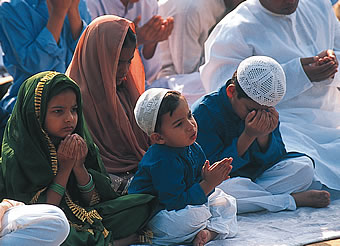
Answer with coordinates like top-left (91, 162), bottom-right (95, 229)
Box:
top-left (0, 204), bottom-right (69, 246)
top-left (200, 0), bottom-right (340, 190)
top-left (157, 0), bottom-right (226, 77)
top-left (86, 0), bottom-right (161, 82)
top-left (148, 72), bottom-right (206, 107)
top-left (151, 0), bottom-right (226, 106)
top-left (208, 189), bottom-right (340, 246)
top-left (134, 88), bottom-right (169, 136)
top-left (148, 188), bottom-right (237, 245)
top-left (218, 156), bottom-right (314, 213)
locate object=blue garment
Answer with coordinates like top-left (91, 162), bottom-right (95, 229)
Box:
top-left (128, 143), bottom-right (207, 211)
top-left (0, 0), bottom-right (91, 138)
top-left (331, 0), bottom-right (338, 5)
top-left (192, 84), bottom-right (304, 181)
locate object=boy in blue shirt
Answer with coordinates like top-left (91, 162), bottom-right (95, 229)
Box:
top-left (192, 56), bottom-right (330, 214)
top-left (129, 88), bottom-right (238, 246)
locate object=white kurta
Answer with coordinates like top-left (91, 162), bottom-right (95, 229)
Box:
top-left (157, 0), bottom-right (226, 77)
top-left (0, 204), bottom-right (69, 245)
top-left (149, 0), bottom-right (226, 106)
top-left (86, 0), bottom-right (161, 82)
top-left (200, 0), bottom-right (340, 190)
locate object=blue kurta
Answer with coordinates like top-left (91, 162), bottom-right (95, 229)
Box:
top-left (192, 84), bottom-right (303, 181)
top-left (128, 143), bottom-right (207, 211)
top-left (0, 0), bottom-right (91, 136)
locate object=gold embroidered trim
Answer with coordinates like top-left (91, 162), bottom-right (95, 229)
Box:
top-left (64, 191), bottom-right (102, 224)
top-left (89, 189), bottom-right (100, 206)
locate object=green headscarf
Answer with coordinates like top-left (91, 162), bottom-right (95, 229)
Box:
top-left (0, 71), bottom-right (157, 245)
top-left (1, 71), bottom-right (108, 202)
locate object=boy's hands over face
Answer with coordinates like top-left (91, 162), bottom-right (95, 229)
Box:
top-left (244, 107), bottom-right (278, 138)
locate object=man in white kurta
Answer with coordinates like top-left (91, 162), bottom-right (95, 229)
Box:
top-left (86, 0), bottom-right (169, 83)
top-left (200, 0), bottom-right (340, 190)
top-left (150, 0), bottom-right (243, 106)
top-left (157, 0), bottom-right (229, 77)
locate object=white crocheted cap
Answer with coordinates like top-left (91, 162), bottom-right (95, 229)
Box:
top-left (236, 56), bottom-right (286, 106)
top-left (134, 88), bottom-right (170, 136)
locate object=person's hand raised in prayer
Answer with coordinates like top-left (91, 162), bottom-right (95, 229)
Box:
top-left (57, 134), bottom-right (79, 173)
top-left (72, 134), bottom-right (88, 170)
top-left (200, 158), bottom-right (233, 195)
top-left (301, 49), bottom-right (338, 82)
top-left (134, 15), bottom-right (174, 45)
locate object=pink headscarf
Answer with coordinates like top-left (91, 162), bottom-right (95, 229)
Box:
top-left (66, 15), bottom-right (149, 174)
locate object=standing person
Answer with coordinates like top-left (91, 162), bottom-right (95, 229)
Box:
top-left (192, 56), bottom-right (330, 213)
top-left (86, 0), bottom-right (173, 83)
top-left (66, 15), bottom-right (150, 194)
top-left (199, 0), bottom-right (340, 191)
top-left (129, 88), bottom-right (237, 246)
top-left (0, 199), bottom-right (69, 246)
top-left (150, 0), bottom-right (244, 106)
top-left (0, 0), bottom-right (91, 141)
top-left (0, 71), bottom-right (157, 245)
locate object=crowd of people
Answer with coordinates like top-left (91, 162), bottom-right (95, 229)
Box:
top-left (0, 0), bottom-right (339, 245)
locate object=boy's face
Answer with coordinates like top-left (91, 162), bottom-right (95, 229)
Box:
top-left (227, 85), bottom-right (269, 120)
top-left (158, 97), bottom-right (198, 148)
top-left (44, 89), bottom-right (78, 139)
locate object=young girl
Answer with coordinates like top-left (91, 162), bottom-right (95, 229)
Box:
top-left (129, 88), bottom-right (238, 246)
top-left (0, 71), bottom-right (157, 245)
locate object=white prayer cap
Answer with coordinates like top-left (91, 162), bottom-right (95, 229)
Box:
top-left (134, 88), bottom-right (170, 136)
top-left (236, 56), bottom-right (286, 106)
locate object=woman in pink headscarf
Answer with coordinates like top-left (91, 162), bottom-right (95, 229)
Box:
top-left (66, 15), bottom-right (149, 194)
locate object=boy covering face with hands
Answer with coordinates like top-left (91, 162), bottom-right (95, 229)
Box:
top-left (192, 56), bottom-right (330, 214)
top-left (129, 88), bottom-right (238, 246)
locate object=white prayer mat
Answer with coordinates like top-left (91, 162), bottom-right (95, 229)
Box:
top-left (208, 188), bottom-right (340, 246)
top-left (134, 188), bottom-right (340, 246)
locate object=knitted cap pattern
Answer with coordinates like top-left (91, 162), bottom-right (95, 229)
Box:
top-left (134, 88), bottom-right (169, 136)
top-left (236, 56), bottom-right (286, 106)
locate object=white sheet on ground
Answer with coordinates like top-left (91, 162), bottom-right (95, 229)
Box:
top-left (134, 188), bottom-right (340, 246)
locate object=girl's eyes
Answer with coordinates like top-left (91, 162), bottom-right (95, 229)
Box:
top-left (53, 109), bottom-right (63, 114)
top-left (71, 107), bottom-right (78, 112)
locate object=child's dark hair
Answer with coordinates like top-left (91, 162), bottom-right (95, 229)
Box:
top-left (226, 71), bottom-right (250, 100)
top-left (122, 27), bottom-right (137, 49)
top-left (154, 91), bottom-right (182, 133)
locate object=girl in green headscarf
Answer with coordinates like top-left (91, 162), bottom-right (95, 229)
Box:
top-left (0, 71), bottom-right (157, 245)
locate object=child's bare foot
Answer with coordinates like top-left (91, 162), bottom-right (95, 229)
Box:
top-left (292, 190), bottom-right (330, 208)
top-left (193, 229), bottom-right (218, 246)
top-left (113, 233), bottom-right (139, 246)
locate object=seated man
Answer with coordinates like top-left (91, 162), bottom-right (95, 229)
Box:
top-left (192, 56), bottom-right (330, 213)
